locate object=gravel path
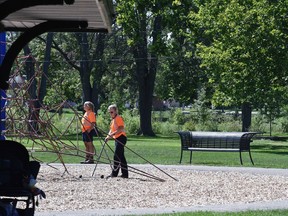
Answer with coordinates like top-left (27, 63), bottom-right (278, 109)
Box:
top-left (35, 164), bottom-right (288, 215)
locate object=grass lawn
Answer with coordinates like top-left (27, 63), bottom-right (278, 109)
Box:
top-left (125, 136), bottom-right (288, 168)
top-left (18, 134), bottom-right (288, 168)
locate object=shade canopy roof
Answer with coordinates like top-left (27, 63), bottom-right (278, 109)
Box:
top-left (0, 0), bottom-right (114, 32)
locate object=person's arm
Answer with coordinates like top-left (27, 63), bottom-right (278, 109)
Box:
top-left (105, 125), bottom-right (123, 141)
top-left (105, 129), bottom-right (112, 142)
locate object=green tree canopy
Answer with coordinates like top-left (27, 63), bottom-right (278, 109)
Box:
top-left (192, 0), bottom-right (288, 111)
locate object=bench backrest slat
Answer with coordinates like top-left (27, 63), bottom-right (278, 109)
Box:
top-left (177, 131), bottom-right (258, 150)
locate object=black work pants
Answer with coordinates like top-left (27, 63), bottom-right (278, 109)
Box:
top-left (112, 135), bottom-right (128, 177)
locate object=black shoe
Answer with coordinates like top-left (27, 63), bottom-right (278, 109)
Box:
top-left (81, 160), bottom-right (94, 164)
top-left (87, 160), bottom-right (94, 164)
top-left (120, 174), bottom-right (128, 178)
top-left (40, 190), bottom-right (46, 199)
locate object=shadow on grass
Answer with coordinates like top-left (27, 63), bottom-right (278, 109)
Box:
top-left (252, 144), bottom-right (288, 155)
top-left (253, 151), bottom-right (288, 155)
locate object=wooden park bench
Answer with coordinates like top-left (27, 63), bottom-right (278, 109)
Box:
top-left (177, 131), bottom-right (259, 165)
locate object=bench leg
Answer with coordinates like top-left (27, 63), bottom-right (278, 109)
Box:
top-left (179, 150), bottom-right (193, 164)
top-left (248, 150), bottom-right (254, 165)
top-left (179, 150), bottom-right (183, 164)
top-left (240, 151), bottom-right (255, 165)
top-left (239, 151), bottom-right (243, 165)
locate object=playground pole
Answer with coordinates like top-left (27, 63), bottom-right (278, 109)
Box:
top-left (0, 32), bottom-right (6, 140)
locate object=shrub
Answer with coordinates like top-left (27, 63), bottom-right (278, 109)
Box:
top-left (250, 114), bottom-right (268, 133)
top-left (182, 121), bottom-right (196, 131)
top-left (279, 117), bottom-right (288, 133)
top-left (96, 114), bottom-right (109, 134)
top-left (218, 120), bottom-right (241, 132)
top-left (172, 109), bottom-right (186, 125)
top-left (194, 120), bottom-right (218, 131)
top-left (217, 114), bottom-right (242, 132)
top-left (152, 121), bottom-right (180, 136)
top-left (122, 110), bottom-right (140, 134)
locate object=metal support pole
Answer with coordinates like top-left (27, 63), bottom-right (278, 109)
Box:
top-left (0, 32), bottom-right (6, 140)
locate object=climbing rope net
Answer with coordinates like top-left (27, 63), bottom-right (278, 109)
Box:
top-left (1, 54), bottom-right (176, 182)
top-left (4, 54), bottom-right (86, 166)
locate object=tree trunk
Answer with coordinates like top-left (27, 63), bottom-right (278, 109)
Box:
top-left (135, 54), bottom-right (155, 136)
top-left (91, 33), bottom-right (106, 111)
top-left (38, 32), bottom-right (53, 104)
top-left (23, 45), bottom-right (39, 133)
top-left (76, 33), bottom-right (92, 104)
top-left (75, 32), bottom-right (106, 113)
top-left (134, 10), bottom-right (162, 136)
top-left (241, 102), bottom-right (252, 132)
